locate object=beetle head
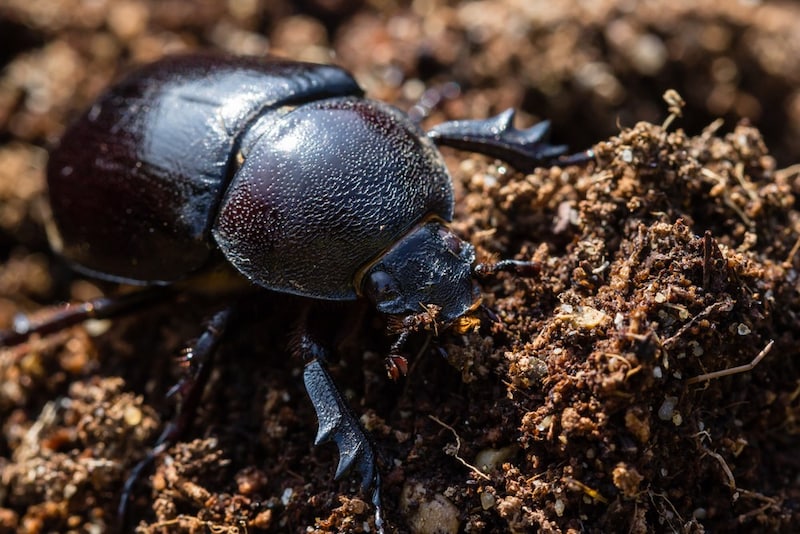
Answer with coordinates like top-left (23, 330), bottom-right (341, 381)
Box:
top-left (360, 220), bottom-right (479, 326)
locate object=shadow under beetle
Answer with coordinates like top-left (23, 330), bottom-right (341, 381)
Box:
top-left (1, 54), bottom-right (593, 532)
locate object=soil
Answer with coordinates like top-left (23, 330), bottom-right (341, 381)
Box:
top-left (1, 1), bottom-right (799, 533)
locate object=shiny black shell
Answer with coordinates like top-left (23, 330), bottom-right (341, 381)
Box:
top-left (47, 55), bottom-right (455, 299)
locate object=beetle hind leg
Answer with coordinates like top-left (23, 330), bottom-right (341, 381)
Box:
top-left (0, 287), bottom-right (172, 347)
top-left (427, 108), bottom-right (594, 172)
top-left (297, 329), bottom-right (385, 533)
top-left (118, 307), bottom-right (233, 530)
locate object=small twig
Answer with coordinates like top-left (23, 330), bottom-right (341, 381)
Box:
top-left (428, 415), bottom-right (491, 480)
top-left (661, 89), bottom-right (685, 131)
top-left (699, 118), bottom-right (724, 142)
top-left (775, 163), bottom-right (800, 181)
top-left (737, 488), bottom-right (780, 504)
top-left (649, 490), bottom-right (685, 531)
top-left (699, 167), bottom-right (754, 229)
top-left (662, 299), bottom-right (734, 350)
top-left (734, 488), bottom-right (783, 522)
top-left (686, 340), bottom-right (773, 385)
top-left (733, 161), bottom-right (759, 203)
top-left (702, 445), bottom-right (736, 490)
top-left (737, 501), bottom-right (775, 523)
top-left (784, 232), bottom-right (800, 267)
top-left (702, 231), bottom-right (713, 290)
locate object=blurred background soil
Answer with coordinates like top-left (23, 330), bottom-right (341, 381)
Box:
top-left (0, 0), bottom-right (799, 532)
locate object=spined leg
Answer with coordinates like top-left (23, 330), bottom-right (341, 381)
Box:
top-left (297, 327), bottom-right (385, 533)
top-left (118, 307), bottom-right (233, 529)
top-left (427, 108), bottom-right (594, 172)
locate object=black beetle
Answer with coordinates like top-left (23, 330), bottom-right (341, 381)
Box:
top-left (4, 54), bottom-right (591, 531)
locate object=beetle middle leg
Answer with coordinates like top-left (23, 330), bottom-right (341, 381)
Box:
top-left (118, 306), bottom-right (234, 530)
top-left (294, 309), bottom-right (385, 534)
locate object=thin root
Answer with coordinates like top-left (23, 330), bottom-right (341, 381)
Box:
top-left (702, 445), bottom-right (736, 490)
top-left (686, 340), bottom-right (773, 385)
top-left (428, 415), bottom-right (491, 481)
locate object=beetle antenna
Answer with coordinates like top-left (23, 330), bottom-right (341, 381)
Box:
top-left (473, 258), bottom-right (541, 278)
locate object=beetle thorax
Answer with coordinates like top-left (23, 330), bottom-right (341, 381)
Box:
top-left (212, 97), bottom-right (455, 300)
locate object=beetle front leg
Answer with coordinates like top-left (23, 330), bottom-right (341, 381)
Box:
top-left (297, 326), bottom-right (385, 534)
top-left (427, 108), bottom-right (594, 172)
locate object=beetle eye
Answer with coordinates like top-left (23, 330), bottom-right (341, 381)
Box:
top-left (438, 227), bottom-right (462, 255)
top-left (365, 270), bottom-right (400, 305)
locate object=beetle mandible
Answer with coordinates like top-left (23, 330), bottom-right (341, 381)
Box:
top-left (4, 54), bottom-right (592, 531)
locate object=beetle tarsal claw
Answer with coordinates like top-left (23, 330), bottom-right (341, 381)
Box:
top-left (385, 354), bottom-right (408, 380)
top-left (303, 359), bottom-right (378, 490)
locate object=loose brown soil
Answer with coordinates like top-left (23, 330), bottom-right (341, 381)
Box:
top-left (1, 1), bottom-right (798, 533)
